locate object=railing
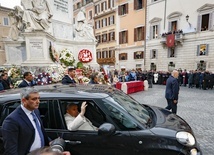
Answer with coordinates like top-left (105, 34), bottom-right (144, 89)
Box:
top-left (97, 58), bottom-right (116, 64)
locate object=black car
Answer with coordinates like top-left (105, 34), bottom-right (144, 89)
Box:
top-left (0, 84), bottom-right (202, 155)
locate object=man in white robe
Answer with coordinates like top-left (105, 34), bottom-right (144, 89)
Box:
top-left (64, 102), bottom-right (96, 131)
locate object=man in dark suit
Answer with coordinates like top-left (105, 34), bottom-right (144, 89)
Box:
top-left (88, 74), bottom-right (99, 84)
top-left (165, 70), bottom-right (179, 114)
top-left (2, 87), bottom-right (49, 155)
top-left (18, 72), bottom-right (37, 88)
top-left (62, 68), bottom-right (76, 85)
top-left (1, 73), bottom-right (11, 90)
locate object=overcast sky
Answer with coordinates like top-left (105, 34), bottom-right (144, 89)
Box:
top-left (0, 0), bottom-right (21, 9)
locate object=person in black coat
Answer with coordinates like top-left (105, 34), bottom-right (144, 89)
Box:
top-left (165, 70), bottom-right (179, 114)
top-left (0, 80), bottom-right (4, 91)
top-left (2, 87), bottom-right (49, 155)
top-left (61, 68), bottom-right (77, 85)
top-left (18, 72), bottom-right (37, 88)
top-left (89, 74), bottom-right (99, 84)
top-left (1, 73), bottom-right (11, 90)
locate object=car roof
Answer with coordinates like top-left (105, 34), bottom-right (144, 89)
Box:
top-left (0, 84), bottom-right (117, 103)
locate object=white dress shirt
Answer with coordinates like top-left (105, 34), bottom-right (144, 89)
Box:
top-left (21, 105), bottom-right (42, 152)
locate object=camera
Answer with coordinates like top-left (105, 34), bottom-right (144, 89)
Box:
top-left (50, 138), bottom-right (66, 153)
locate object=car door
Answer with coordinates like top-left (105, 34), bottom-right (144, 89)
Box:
top-left (0, 100), bottom-right (21, 155)
top-left (45, 99), bottom-right (133, 155)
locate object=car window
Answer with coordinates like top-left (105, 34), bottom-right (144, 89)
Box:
top-left (0, 101), bottom-right (20, 125)
top-left (102, 101), bottom-right (139, 131)
top-left (107, 91), bottom-right (150, 125)
top-left (59, 100), bottom-right (106, 129)
top-left (45, 100), bottom-right (66, 129)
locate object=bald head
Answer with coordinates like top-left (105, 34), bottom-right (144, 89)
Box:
top-left (171, 70), bottom-right (179, 79)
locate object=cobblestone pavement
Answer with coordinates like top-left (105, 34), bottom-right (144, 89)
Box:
top-left (130, 85), bottom-right (214, 155)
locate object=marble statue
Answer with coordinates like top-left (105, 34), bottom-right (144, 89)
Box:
top-left (8, 6), bottom-right (25, 41)
top-left (21, 0), bottom-right (53, 31)
top-left (75, 7), bottom-right (97, 42)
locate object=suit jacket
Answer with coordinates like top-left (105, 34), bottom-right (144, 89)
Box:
top-left (0, 81), bottom-right (4, 91)
top-left (165, 75), bottom-right (179, 100)
top-left (18, 80), bottom-right (36, 88)
top-left (64, 113), bottom-right (96, 131)
top-left (2, 106), bottom-right (49, 155)
top-left (61, 75), bottom-right (76, 85)
top-left (1, 79), bottom-right (10, 90)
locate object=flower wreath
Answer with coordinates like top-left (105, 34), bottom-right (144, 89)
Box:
top-left (49, 43), bottom-right (59, 63)
top-left (36, 72), bottom-right (52, 85)
top-left (59, 48), bottom-right (75, 67)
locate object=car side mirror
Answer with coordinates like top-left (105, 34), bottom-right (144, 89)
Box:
top-left (98, 123), bottom-right (116, 136)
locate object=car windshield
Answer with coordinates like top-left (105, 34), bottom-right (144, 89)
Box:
top-left (104, 91), bottom-right (150, 125)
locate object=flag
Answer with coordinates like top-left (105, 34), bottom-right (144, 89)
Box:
top-left (166, 34), bottom-right (175, 48)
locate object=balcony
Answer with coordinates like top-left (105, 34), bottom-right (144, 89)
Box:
top-left (97, 58), bottom-right (116, 64)
top-left (160, 30), bottom-right (185, 46)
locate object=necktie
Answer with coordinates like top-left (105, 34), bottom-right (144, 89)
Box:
top-left (31, 112), bottom-right (45, 147)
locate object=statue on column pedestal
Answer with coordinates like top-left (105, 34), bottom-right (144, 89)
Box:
top-left (75, 7), bottom-right (97, 42)
top-left (8, 6), bottom-right (25, 41)
top-left (21, 0), bottom-right (53, 31)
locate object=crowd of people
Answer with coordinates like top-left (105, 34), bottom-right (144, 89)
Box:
top-left (107, 68), bottom-right (214, 90)
top-left (0, 67), bottom-right (213, 91)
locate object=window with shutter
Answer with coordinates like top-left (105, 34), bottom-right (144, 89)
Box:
top-left (134, 51), bottom-right (143, 59)
top-left (201, 14), bottom-right (209, 31)
top-left (152, 25), bottom-right (158, 39)
top-left (126, 3), bottom-right (128, 14)
top-left (142, 26), bottom-right (145, 40)
top-left (3, 17), bottom-right (9, 26)
top-left (120, 31), bottom-right (128, 44)
top-left (118, 6), bottom-right (121, 15)
top-left (108, 0), bottom-right (111, 8)
top-left (125, 31), bottom-right (128, 43)
top-left (119, 32), bottom-right (122, 44)
top-left (119, 53), bottom-right (127, 60)
top-left (134, 28), bottom-right (137, 42)
top-left (198, 44), bottom-right (207, 56)
top-left (168, 48), bottom-right (175, 58)
top-left (119, 3), bottom-right (128, 15)
top-left (101, 3), bottom-right (103, 11)
top-left (134, 0), bottom-right (143, 10)
top-left (151, 49), bottom-right (156, 59)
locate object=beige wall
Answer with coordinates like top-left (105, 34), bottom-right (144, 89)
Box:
top-left (116, 0), bottom-right (146, 70)
top-left (0, 6), bottom-right (13, 65)
top-left (119, 2), bottom-right (146, 46)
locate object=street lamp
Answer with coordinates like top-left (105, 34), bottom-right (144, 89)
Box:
top-left (186, 15), bottom-right (192, 28)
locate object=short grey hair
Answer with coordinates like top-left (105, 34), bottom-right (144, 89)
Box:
top-left (20, 87), bottom-right (39, 99)
top-left (171, 70), bottom-right (179, 78)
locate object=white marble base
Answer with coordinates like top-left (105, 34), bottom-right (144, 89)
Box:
top-left (22, 30), bottom-right (55, 66)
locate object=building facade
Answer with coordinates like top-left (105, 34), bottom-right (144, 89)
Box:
top-left (73, 0), bottom-right (146, 71)
top-left (116, 0), bottom-right (146, 70)
top-left (94, 0), bottom-right (116, 70)
top-left (146, 0), bottom-right (214, 72)
top-left (0, 6), bottom-right (13, 65)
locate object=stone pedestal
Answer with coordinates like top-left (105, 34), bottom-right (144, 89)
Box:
top-left (4, 38), bottom-right (26, 66)
top-left (21, 30), bottom-right (56, 66)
